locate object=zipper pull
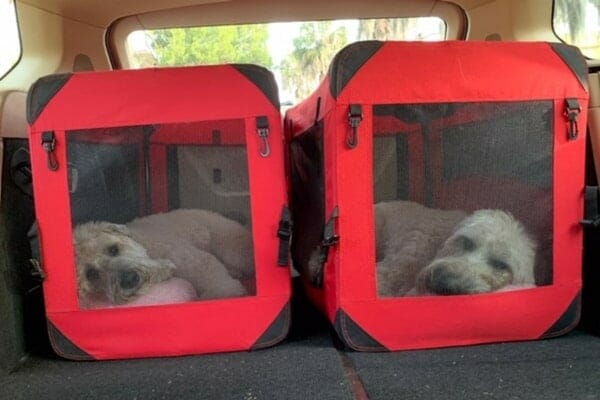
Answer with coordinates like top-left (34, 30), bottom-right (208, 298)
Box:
top-left (347, 104), bottom-right (362, 148)
top-left (41, 131), bottom-right (58, 171)
top-left (256, 116), bottom-right (270, 157)
top-left (565, 99), bottom-right (581, 141)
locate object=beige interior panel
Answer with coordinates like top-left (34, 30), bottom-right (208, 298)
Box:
top-left (0, 91), bottom-right (27, 139)
top-left (0, 3), bottom-right (63, 92)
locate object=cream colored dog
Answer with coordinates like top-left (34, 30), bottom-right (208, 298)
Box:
top-left (376, 201), bottom-right (537, 296)
top-left (74, 209), bottom-right (254, 306)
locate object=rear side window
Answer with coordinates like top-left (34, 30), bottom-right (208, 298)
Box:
top-left (0, 0), bottom-right (21, 79)
top-left (125, 17), bottom-right (446, 104)
top-left (553, 0), bottom-right (600, 59)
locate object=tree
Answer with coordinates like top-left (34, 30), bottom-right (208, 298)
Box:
top-left (145, 25), bottom-right (272, 68)
top-left (280, 22), bottom-right (348, 101)
top-left (358, 18), bottom-right (445, 41)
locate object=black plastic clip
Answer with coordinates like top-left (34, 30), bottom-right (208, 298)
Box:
top-left (29, 259), bottom-right (46, 281)
top-left (311, 207), bottom-right (340, 287)
top-left (41, 131), bottom-right (58, 171)
top-left (565, 99), bottom-right (581, 141)
top-left (322, 208), bottom-right (340, 248)
top-left (582, 186), bottom-right (600, 229)
top-left (347, 104), bottom-right (362, 149)
top-left (277, 206), bottom-right (293, 266)
top-left (256, 116), bottom-right (270, 157)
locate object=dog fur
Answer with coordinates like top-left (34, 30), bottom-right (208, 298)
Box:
top-left (376, 201), bottom-right (537, 296)
top-left (74, 209), bottom-right (254, 306)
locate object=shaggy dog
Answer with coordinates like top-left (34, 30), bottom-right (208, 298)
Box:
top-left (74, 209), bottom-right (254, 307)
top-left (375, 201), bottom-right (537, 296)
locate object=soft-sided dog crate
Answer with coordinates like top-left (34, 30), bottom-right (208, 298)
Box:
top-left (285, 41), bottom-right (589, 351)
top-left (27, 65), bottom-right (291, 359)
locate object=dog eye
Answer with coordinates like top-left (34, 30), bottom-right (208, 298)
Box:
top-left (106, 244), bottom-right (120, 257)
top-left (489, 258), bottom-right (511, 271)
top-left (458, 236), bottom-right (476, 252)
top-left (85, 266), bottom-right (100, 282)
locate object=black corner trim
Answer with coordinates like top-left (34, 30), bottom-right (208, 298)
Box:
top-left (26, 73), bottom-right (73, 125)
top-left (329, 41), bottom-right (384, 99)
top-left (251, 301), bottom-right (291, 350)
top-left (231, 64), bottom-right (280, 109)
top-left (334, 309), bottom-right (387, 351)
top-left (549, 43), bottom-right (589, 92)
top-left (541, 291), bottom-right (581, 339)
top-left (47, 321), bottom-right (94, 360)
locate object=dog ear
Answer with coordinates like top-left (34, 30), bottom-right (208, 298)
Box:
top-left (103, 223), bottom-right (131, 237)
top-left (162, 259), bottom-right (176, 272)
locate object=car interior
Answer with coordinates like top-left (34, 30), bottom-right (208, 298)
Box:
top-left (2, 0), bottom-right (600, 398)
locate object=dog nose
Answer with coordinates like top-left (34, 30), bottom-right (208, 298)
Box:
top-left (426, 264), bottom-right (463, 295)
top-left (119, 269), bottom-right (140, 289)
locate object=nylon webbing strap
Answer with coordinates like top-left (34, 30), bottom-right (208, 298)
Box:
top-left (277, 206), bottom-right (292, 266)
top-left (313, 207), bottom-right (339, 286)
top-left (582, 186), bottom-right (600, 228)
top-left (27, 222), bottom-right (46, 283)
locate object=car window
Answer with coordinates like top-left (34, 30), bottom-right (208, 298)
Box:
top-left (0, 0), bottom-right (21, 79)
top-left (553, 0), bottom-right (600, 59)
top-left (126, 17), bottom-right (446, 104)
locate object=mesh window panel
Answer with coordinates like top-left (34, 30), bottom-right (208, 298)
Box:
top-left (289, 121), bottom-right (325, 285)
top-left (67, 127), bottom-right (146, 225)
top-left (67, 120), bottom-right (256, 309)
top-left (373, 102), bottom-right (553, 297)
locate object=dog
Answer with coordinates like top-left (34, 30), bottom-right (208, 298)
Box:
top-left (74, 209), bottom-right (255, 306)
top-left (375, 201), bottom-right (537, 296)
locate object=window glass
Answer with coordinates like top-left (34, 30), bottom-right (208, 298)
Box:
top-left (0, 0), bottom-right (21, 79)
top-left (126, 17), bottom-right (446, 104)
top-left (553, 0), bottom-right (600, 59)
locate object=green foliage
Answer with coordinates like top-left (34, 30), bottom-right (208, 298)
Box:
top-left (280, 22), bottom-right (348, 101)
top-left (148, 25), bottom-right (273, 68)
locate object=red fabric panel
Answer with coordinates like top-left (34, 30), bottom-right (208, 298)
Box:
top-left (338, 41), bottom-right (588, 104)
top-left (29, 130), bottom-right (79, 312)
top-left (244, 115), bottom-right (292, 296)
top-left (66, 127), bottom-right (146, 144)
top-left (552, 98), bottom-right (586, 286)
top-left (285, 41), bottom-right (589, 350)
top-left (151, 120), bottom-right (246, 145)
top-left (341, 285), bottom-right (579, 351)
top-left (30, 66), bottom-right (276, 132)
top-left (285, 75), bottom-right (336, 138)
top-left (48, 298), bottom-right (288, 359)
top-left (335, 106), bottom-right (377, 303)
top-left (29, 64), bottom-right (291, 358)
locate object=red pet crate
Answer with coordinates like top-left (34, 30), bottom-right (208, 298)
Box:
top-left (285, 41), bottom-right (589, 351)
top-left (27, 65), bottom-right (291, 359)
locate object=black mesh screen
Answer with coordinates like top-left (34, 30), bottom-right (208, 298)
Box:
top-left (66, 120), bottom-right (256, 308)
top-left (67, 127), bottom-right (146, 225)
top-left (174, 145), bottom-right (251, 225)
top-left (373, 101), bottom-right (553, 297)
top-left (289, 121), bottom-right (325, 284)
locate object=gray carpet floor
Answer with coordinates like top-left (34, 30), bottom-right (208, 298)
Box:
top-left (2, 282), bottom-right (600, 400)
